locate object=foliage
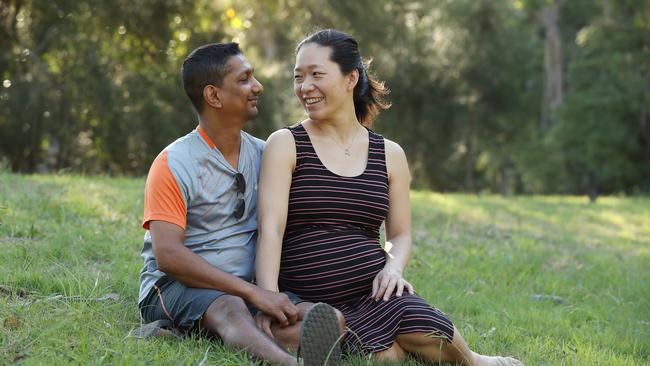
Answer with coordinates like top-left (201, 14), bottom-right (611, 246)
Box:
top-left (1, 0), bottom-right (648, 198)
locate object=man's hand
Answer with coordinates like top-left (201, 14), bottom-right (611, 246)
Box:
top-left (372, 264), bottom-right (415, 301)
top-left (249, 288), bottom-right (299, 327)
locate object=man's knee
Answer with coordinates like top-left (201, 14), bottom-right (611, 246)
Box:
top-left (202, 295), bottom-right (251, 335)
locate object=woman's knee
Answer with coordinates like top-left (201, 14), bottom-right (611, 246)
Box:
top-left (333, 308), bottom-right (346, 332)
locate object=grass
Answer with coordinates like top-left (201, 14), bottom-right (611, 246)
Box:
top-left (0, 172), bottom-right (648, 365)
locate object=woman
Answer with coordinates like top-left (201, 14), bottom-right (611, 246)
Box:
top-left (256, 29), bottom-right (522, 365)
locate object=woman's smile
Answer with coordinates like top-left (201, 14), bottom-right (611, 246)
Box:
top-left (304, 97), bottom-right (324, 109)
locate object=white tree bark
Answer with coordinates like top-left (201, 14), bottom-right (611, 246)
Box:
top-left (538, 2), bottom-right (564, 131)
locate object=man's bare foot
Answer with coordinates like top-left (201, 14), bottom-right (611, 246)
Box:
top-left (474, 353), bottom-right (524, 366)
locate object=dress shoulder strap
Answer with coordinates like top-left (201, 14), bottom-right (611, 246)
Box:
top-left (366, 129), bottom-right (388, 181)
top-left (286, 124), bottom-right (315, 165)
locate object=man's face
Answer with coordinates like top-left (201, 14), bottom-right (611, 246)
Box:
top-left (218, 54), bottom-right (264, 121)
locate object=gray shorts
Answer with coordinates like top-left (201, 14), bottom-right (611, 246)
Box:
top-left (138, 276), bottom-right (303, 332)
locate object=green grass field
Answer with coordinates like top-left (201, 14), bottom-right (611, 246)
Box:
top-left (1, 173), bottom-right (648, 365)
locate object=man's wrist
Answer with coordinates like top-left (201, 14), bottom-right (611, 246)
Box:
top-left (237, 281), bottom-right (257, 302)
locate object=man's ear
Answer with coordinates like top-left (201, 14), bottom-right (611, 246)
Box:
top-left (203, 85), bottom-right (222, 109)
top-left (347, 69), bottom-right (359, 91)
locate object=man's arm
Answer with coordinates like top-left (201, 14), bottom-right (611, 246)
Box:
top-left (150, 220), bottom-right (298, 326)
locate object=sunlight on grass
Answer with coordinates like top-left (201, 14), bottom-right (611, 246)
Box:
top-left (1, 174), bottom-right (649, 365)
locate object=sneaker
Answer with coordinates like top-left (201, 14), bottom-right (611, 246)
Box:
top-left (300, 303), bottom-right (342, 366)
top-left (128, 319), bottom-right (182, 339)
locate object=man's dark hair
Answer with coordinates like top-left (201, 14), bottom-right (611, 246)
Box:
top-left (181, 42), bottom-right (242, 113)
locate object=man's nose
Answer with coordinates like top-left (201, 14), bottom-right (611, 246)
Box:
top-left (253, 78), bottom-right (264, 94)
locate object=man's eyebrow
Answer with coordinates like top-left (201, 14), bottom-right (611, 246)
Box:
top-left (237, 68), bottom-right (253, 77)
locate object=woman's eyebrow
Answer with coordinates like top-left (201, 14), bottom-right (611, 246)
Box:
top-left (294, 64), bottom-right (323, 72)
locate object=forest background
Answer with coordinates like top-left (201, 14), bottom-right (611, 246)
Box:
top-left (1, 0), bottom-right (649, 200)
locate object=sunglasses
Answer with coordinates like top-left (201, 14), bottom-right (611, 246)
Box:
top-left (233, 173), bottom-right (246, 220)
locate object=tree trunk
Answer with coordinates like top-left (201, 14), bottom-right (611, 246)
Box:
top-left (499, 160), bottom-right (513, 197)
top-left (587, 171), bottom-right (598, 203)
top-left (538, 2), bottom-right (564, 131)
top-left (640, 71), bottom-right (649, 147)
top-left (464, 111), bottom-right (476, 193)
top-left (602, 0), bottom-right (613, 25)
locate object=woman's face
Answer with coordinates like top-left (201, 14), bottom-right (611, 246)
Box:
top-left (293, 43), bottom-right (355, 121)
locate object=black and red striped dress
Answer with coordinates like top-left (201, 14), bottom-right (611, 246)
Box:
top-left (279, 124), bottom-right (455, 353)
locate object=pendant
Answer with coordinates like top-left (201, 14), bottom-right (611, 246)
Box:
top-left (344, 148), bottom-right (351, 157)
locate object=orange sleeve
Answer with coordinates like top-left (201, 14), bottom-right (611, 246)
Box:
top-left (142, 151), bottom-right (187, 230)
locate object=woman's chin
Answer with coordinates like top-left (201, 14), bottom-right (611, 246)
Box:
top-left (306, 110), bottom-right (326, 121)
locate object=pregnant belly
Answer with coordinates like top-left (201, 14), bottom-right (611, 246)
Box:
top-left (279, 230), bottom-right (386, 306)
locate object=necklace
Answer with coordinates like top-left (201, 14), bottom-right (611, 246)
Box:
top-left (332, 126), bottom-right (364, 157)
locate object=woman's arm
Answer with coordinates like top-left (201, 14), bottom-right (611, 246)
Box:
top-left (255, 129), bottom-right (296, 292)
top-left (372, 138), bottom-right (416, 301)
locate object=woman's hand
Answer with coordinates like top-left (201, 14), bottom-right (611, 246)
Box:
top-left (371, 264), bottom-right (415, 301)
top-left (255, 312), bottom-right (276, 338)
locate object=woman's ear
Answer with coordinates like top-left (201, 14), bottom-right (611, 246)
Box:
top-left (347, 69), bottom-right (359, 91)
top-left (203, 85), bottom-right (222, 109)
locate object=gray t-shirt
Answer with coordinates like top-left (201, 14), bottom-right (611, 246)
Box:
top-left (138, 126), bottom-right (264, 304)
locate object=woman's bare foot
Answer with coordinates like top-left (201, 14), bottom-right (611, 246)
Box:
top-left (474, 353), bottom-right (524, 366)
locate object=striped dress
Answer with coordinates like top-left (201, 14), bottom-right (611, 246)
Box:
top-left (279, 124), bottom-right (454, 353)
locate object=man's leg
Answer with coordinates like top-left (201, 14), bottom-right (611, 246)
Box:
top-left (200, 295), bottom-right (297, 366)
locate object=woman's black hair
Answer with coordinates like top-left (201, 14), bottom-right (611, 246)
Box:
top-left (296, 29), bottom-right (390, 126)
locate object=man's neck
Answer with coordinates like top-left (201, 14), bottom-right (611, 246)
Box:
top-left (199, 116), bottom-right (245, 169)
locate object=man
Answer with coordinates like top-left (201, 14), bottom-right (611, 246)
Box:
top-left (137, 43), bottom-right (342, 366)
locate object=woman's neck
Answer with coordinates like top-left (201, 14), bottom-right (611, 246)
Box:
top-left (308, 108), bottom-right (363, 142)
